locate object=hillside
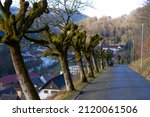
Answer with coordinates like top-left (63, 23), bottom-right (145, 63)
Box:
top-left (129, 57), bottom-right (150, 79)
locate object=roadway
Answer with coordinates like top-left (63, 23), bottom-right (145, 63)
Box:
top-left (75, 65), bottom-right (150, 100)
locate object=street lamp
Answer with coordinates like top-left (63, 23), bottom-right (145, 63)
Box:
top-left (141, 23), bottom-right (144, 69)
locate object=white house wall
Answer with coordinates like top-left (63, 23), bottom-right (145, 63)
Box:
top-left (38, 89), bottom-right (60, 100)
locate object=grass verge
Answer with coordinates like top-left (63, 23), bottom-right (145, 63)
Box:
top-left (129, 57), bottom-right (150, 79)
top-left (52, 68), bottom-right (108, 100)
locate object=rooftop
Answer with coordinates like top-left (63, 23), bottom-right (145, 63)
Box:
top-left (39, 74), bottom-right (65, 91)
top-left (0, 94), bottom-right (20, 100)
top-left (0, 87), bottom-right (17, 97)
top-left (0, 72), bottom-right (38, 84)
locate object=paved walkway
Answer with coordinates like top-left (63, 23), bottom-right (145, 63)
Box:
top-left (75, 65), bottom-right (150, 100)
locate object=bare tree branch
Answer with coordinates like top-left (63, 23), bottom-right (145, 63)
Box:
top-left (16, 0), bottom-right (29, 30)
top-left (20, 0), bottom-right (49, 35)
top-left (46, 0), bottom-right (91, 30)
top-left (4, 0), bottom-right (12, 12)
top-left (23, 35), bottom-right (49, 47)
top-left (26, 25), bottom-right (49, 33)
top-left (0, 16), bottom-right (4, 30)
top-left (1, 0), bottom-right (13, 18)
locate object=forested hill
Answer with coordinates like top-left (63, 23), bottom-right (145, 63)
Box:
top-left (79, 3), bottom-right (150, 61)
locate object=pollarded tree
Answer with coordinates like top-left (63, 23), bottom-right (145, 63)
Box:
top-left (0, 0), bottom-right (48, 100)
top-left (105, 49), bottom-right (113, 66)
top-left (71, 29), bottom-right (87, 83)
top-left (45, 24), bottom-right (77, 92)
top-left (82, 34), bottom-right (101, 77)
top-left (25, 24), bottom-right (77, 92)
top-left (82, 40), bottom-right (94, 78)
top-left (27, 0), bottom-right (91, 91)
top-left (95, 47), bottom-right (105, 69)
top-left (90, 34), bottom-right (102, 73)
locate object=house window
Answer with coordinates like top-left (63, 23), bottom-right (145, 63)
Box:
top-left (51, 91), bottom-right (58, 94)
top-left (44, 90), bottom-right (48, 94)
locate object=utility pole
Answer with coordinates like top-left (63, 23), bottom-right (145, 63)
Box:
top-left (132, 39), bottom-right (135, 62)
top-left (141, 23), bottom-right (144, 69)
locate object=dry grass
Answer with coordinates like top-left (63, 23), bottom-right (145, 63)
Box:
top-left (129, 57), bottom-right (150, 79)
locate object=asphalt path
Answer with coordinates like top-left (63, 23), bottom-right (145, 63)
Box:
top-left (75, 65), bottom-right (150, 100)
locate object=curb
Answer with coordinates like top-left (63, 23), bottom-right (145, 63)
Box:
top-left (73, 81), bottom-right (93, 100)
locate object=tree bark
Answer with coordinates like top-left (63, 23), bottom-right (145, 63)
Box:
top-left (75, 52), bottom-right (87, 83)
top-left (8, 42), bottom-right (40, 100)
top-left (101, 58), bottom-right (105, 69)
top-left (84, 54), bottom-right (94, 78)
top-left (91, 52), bottom-right (99, 73)
top-left (59, 53), bottom-right (75, 92)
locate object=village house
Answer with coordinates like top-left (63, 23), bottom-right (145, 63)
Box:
top-left (38, 74), bottom-right (65, 100)
top-left (60, 65), bottom-right (85, 76)
top-left (0, 72), bottom-right (67, 100)
top-left (69, 65), bottom-right (79, 75)
top-left (102, 45), bottom-right (125, 53)
top-left (0, 87), bottom-right (19, 100)
top-left (0, 72), bottom-right (51, 100)
top-left (0, 94), bottom-right (20, 100)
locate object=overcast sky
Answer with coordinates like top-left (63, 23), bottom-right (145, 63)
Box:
top-left (1, 0), bottom-right (146, 18)
top-left (83, 0), bottom-right (146, 18)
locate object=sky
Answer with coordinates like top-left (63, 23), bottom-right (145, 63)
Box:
top-left (83, 0), bottom-right (146, 18)
top-left (0, 0), bottom-right (146, 18)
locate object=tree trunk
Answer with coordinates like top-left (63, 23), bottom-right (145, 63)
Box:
top-left (106, 59), bottom-right (109, 67)
top-left (8, 42), bottom-right (40, 100)
top-left (91, 52), bottom-right (99, 73)
top-left (101, 58), bottom-right (105, 69)
top-left (59, 53), bottom-right (75, 92)
top-left (75, 52), bottom-right (87, 83)
top-left (84, 54), bottom-right (94, 78)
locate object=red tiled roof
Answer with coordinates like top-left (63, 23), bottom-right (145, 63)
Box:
top-left (0, 72), bottom-right (38, 84)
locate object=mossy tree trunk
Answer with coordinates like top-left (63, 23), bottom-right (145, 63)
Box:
top-left (9, 42), bottom-right (40, 100)
top-left (59, 53), bottom-right (75, 92)
top-left (0, 0), bottom-right (48, 100)
top-left (75, 51), bottom-right (87, 83)
top-left (99, 47), bottom-right (105, 69)
top-left (101, 57), bottom-right (105, 69)
top-left (91, 52), bottom-right (99, 73)
top-left (84, 54), bottom-right (94, 78)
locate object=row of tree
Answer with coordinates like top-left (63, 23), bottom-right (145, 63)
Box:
top-left (0, 0), bottom-right (106, 100)
top-left (31, 24), bottom-right (102, 92)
